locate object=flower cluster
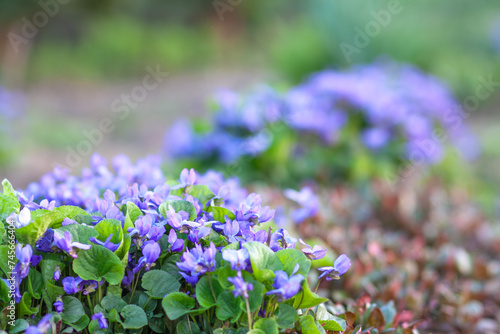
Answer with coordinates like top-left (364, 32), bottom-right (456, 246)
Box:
top-left (0, 155), bottom-right (356, 333)
top-left (164, 60), bottom-right (479, 184)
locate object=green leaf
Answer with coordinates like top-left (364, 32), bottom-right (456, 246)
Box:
top-left (316, 305), bottom-right (346, 331)
top-left (15, 210), bottom-right (55, 245)
top-left (0, 245), bottom-right (15, 277)
top-left (247, 330), bottom-right (266, 334)
top-left (216, 290), bottom-right (242, 322)
top-left (73, 245), bottom-right (125, 285)
top-left (142, 270), bottom-right (181, 299)
top-left (276, 249), bottom-right (311, 276)
top-left (176, 319), bottom-right (201, 334)
top-left (207, 206), bottom-right (235, 222)
top-left (56, 224), bottom-right (99, 245)
top-left (161, 253), bottom-right (183, 280)
top-left (149, 316), bottom-right (167, 333)
top-left (70, 314), bottom-right (90, 331)
top-left (124, 202), bottom-right (143, 232)
top-left (120, 304), bottom-right (148, 329)
top-left (27, 269), bottom-right (43, 299)
top-left (0, 193), bottom-right (19, 220)
top-left (380, 301), bottom-right (397, 327)
top-left (9, 319), bottom-right (29, 333)
top-left (299, 314), bottom-right (324, 334)
top-left (19, 292), bottom-right (38, 317)
top-left (94, 218), bottom-right (123, 244)
top-left (243, 241), bottom-right (283, 282)
top-left (195, 275), bottom-right (223, 308)
top-left (61, 296), bottom-right (85, 323)
top-left (159, 200), bottom-right (197, 221)
top-left (2, 179), bottom-right (17, 200)
top-left (45, 280), bottom-right (65, 304)
top-left (276, 304), bottom-right (298, 329)
top-left (41, 259), bottom-right (65, 287)
top-left (101, 295), bottom-right (127, 312)
top-left (293, 281), bottom-right (328, 309)
top-left (50, 206), bottom-right (89, 228)
top-left (0, 278), bottom-right (10, 303)
top-left (188, 185), bottom-right (216, 205)
top-left (161, 292), bottom-right (195, 320)
top-left (254, 318), bottom-right (279, 334)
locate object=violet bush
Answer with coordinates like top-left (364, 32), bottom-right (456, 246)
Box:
top-left (164, 60), bottom-right (479, 186)
top-left (0, 155), bottom-right (420, 333)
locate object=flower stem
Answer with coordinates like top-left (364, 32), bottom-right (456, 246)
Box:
top-left (245, 297), bottom-right (253, 330)
top-left (314, 277), bottom-right (323, 294)
top-left (143, 296), bottom-right (152, 309)
top-left (86, 294), bottom-right (93, 313)
top-left (98, 280), bottom-right (103, 304)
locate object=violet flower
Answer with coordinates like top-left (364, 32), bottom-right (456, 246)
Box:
top-left (14, 244), bottom-right (41, 279)
top-left (127, 214), bottom-right (153, 238)
top-left (168, 229), bottom-right (185, 252)
top-left (25, 314), bottom-right (52, 334)
top-left (53, 266), bottom-right (61, 281)
top-left (299, 239), bottom-right (327, 260)
top-left (266, 264), bottom-right (304, 301)
top-left (284, 187), bottom-right (319, 223)
top-left (53, 231), bottom-right (91, 258)
top-left (318, 254), bottom-right (351, 280)
top-left (223, 218), bottom-right (240, 243)
top-left (92, 312), bottom-right (108, 329)
top-left (133, 241), bottom-right (161, 273)
top-left (36, 228), bottom-right (54, 252)
top-left (177, 242), bottom-right (216, 283)
top-left (228, 271), bottom-right (253, 299)
top-left (62, 277), bottom-right (83, 294)
top-left (54, 298), bottom-right (63, 313)
top-left (222, 248), bottom-right (249, 271)
top-left (8, 207), bottom-right (31, 229)
top-left (89, 234), bottom-right (121, 252)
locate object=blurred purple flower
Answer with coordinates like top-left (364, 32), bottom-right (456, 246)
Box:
top-left (228, 271), bottom-right (253, 299)
top-left (222, 248), bottom-right (249, 271)
top-left (266, 264), bottom-right (304, 301)
top-left (318, 254), bottom-right (351, 280)
top-left (53, 231), bottom-right (91, 258)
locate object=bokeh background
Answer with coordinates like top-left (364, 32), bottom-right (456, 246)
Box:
top-left (0, 0), bottom-right (499, 214)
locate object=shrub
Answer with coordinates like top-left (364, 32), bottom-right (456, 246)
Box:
top-left (164, 60), bottom-right (479, 187)
top-left (0, 155), bottom-right (420, 333)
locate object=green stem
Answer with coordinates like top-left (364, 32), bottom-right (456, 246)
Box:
top-left (87, 294), bottom-right (94, 313)
top-left (98, 280), bottom-right (103, 304)
top-left (245, 297), bottom-right (253, 330)
top-left (314, 277), bottom-right (323, 294)
top-left (143, 296), bottom-right (152, 309)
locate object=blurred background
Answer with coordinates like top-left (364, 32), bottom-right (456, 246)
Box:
top-left (0, 0), bottom-right (499, 211)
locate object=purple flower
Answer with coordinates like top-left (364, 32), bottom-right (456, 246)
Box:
top-left (270, 228), bottom-right (297, 252)
top-left (168, 229), bottom-right (185, 252)
top-left (164, 205), bottom-right (188, 229)
top-left (25, 314), bottom-right (52, 334)
top-left (92, 312), bottom-right (108, 329)
top-left (228, 271), bottom-right (253, 299)
top-left (266, 264), bottom-right (304, 302)
top-left (53, 266), bottom-right (61, 281)
top-left (54, 298), bottom-right (63, 313)
top-left (36, 229), bottom-right (54, 252)
top-left (299, 239), bottom-right (327, 260)
top-left (122, 270), bottom-right (134, 288)
top-left (62, 277), bottom-right (83, 294)
top-left (188, 226), bottom-right (211, 243)
top-left (177, 242), bottom-right (217, 283)
top-left (173, 168), bottom-right (196, 189)
top-left (127, 214), bottom-right (153, 238)
top-left (223, 219), bottom-right (240, 243)
top-left (318, 254), bottom-right (351, 280)
top-left (133, 241), bottom-right (161, 273)
top-left (147, 224), bottom-right (166, 242)
top-left (284, 187), bottom-right (319, 224)
top-left (61, 218), bottom-right (77, 226)
top-left (53, 231), bottom-right (91, 258)
top-left (9, 207), bottom-right (31, 229)
top-left (89, 234), bottom-right (121, 252)
top-left (361, 127), bottom-right (391, 150)
top-left (222, 248), bottom-right (249, 271)
top-left (14, 244), bottom-right (41, 279)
